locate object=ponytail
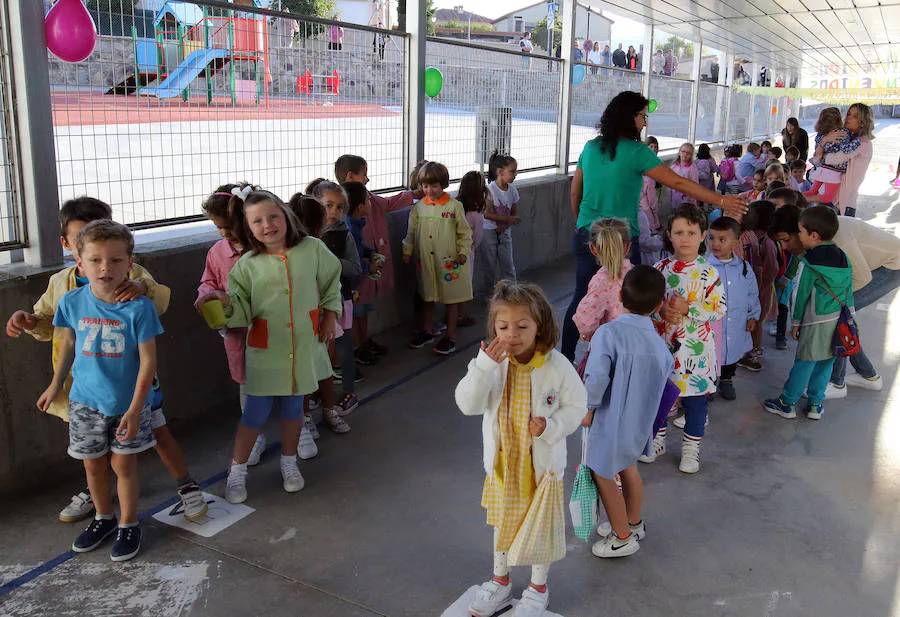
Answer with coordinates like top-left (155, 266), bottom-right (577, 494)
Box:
top-left (589, 218), bottom-right (631, 279)
top-left (487, 150), bottom-right (516, 182)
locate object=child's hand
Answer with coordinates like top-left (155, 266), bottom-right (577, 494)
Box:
top-left (746, 318), bottom-right (757, 332)
top-left (319, 311), bottom-right (337, 343)
top-left (37, 384), bottom-right (60, 412)
top-left (114, 279), bottom-right (148, 303)
top-left (528, 415), bottom-right (547, 437)
top-left (792, 325), bottom-right (801, 340)
top-left (581, 409), bottom-right (594, 428)
top-left (6, 311), bottom-right (38, 338)
top-left (481, 338), bottom-right (509, 363)
top-left (496, 224), bottom-right (508, 234)
top-left (116, 410), bottom-right (140, 441)
top-left (457, 253), bottom-right (468, 266)
top-left (510, 217), bottom-right (522, 225)
top-left (670, 293), bottom-right (689, 315)
top-left (196, 291), bottom-right (230, 311)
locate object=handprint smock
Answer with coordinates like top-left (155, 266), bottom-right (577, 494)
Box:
top-left (652, 256), bottom-right (726, 397)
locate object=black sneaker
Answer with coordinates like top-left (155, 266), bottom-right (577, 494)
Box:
top-left (332, 366), bottom-right (344, 384)
top-left (72, 516), bottom-right (118, 553)
top-left (409, 331), bottom-right (436, 349)
top-left (433, 336), bottom-right (456, 355)
top-left (719, 379), bottom-right (737, 400)
top-left (775, 336), bottom-right (788, 350)
top-left (354, 347), bottom-right (379, 366)
top-left (364, 338), bottom-right (388, 356)
top-left (353, 368), bottom-right (365, 383)
top-left (737, 354), bottom-right (762, 372)
top-left (110, 525), bottom-right (142, 562)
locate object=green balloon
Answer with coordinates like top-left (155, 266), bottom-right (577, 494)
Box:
top-left (648, 99), bottom-right (658, 113)
top-left (424, 67), bottom-right (443, 98)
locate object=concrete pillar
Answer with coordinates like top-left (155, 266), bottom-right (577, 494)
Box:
top-left (556, 0), bottom-right (576, 173)
top-left (404, 0), bottom-right (426, 176)
top-left (688, 36), bottom-right (702, 143)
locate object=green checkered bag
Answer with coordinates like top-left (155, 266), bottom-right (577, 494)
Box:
top-left (568, 427), bottom-right (598, 542)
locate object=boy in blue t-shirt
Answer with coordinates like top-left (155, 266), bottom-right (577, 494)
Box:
top-left (37, 220), bottom-right (163, 562)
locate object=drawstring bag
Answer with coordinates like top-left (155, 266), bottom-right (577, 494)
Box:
top-left (568, 428), bottom-right (599, 542)
top-left (507, 472), bottom-right (567, 566)
top-left (654, 379), bottom-right (681, 437)
top-left (808, 266), bottom-right (860, 357)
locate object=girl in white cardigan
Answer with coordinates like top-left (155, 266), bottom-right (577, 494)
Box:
top-left (456, 282), bottom-right (586, 617)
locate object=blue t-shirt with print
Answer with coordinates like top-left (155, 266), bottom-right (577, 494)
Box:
top-left (53, 286), bottom-right (164, 417)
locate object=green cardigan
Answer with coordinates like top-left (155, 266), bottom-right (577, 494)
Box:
top-left (793, 244), bottom-right (853, 362)
top-left (226, 237), bottom-right (342, 396)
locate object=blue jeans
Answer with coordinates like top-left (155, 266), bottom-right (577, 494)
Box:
top-left (681, 395), bottom-right (708, 438)
top-left (784, 358), bottom-right (835, 405)
top-left (831, 266), bottom-right (900, 385)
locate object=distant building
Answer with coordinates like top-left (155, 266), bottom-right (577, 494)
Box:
top-left (491, 1), bottom-right (613, 47)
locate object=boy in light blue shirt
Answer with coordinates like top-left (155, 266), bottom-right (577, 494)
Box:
top-left (738, 143), bottom-right (765, 185)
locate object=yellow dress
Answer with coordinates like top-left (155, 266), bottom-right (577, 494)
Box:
top-left (481, 352), bottom-right (545, 551)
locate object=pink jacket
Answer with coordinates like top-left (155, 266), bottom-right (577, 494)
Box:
top-left (197, 238), bottom-right (247, 384)
top-left (572, 260), bottom-right (633, 340)
top-left (670, 162), bottom-right (699, 205)
top-left (832, 138), bottom-right (873, 213)
top-left (357, 190), bottom-right (416, 305)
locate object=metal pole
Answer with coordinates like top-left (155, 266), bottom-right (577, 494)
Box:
top-left (688, 36), bottom-right (702, 143)
top-left (403, 0), bottom-right (426, 176)
top-left (555, 0), bottom-right (575, 172)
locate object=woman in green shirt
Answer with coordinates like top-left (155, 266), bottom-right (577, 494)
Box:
top-left (561, 91), bottom-right (746, 360)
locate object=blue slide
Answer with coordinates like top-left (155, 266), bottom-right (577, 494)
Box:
top-left (139, 48), bottom-right (230, 99)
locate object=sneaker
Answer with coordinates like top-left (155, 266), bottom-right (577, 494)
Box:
top-left (749, 346), bottom-right (763, 358)
top-left (806, 401), bottom-right (824, 420)
top-left (768, 324), bottom-right (778, 336)
top-left (332, 367), bottom-right (343, 384)
top-left (458, 315), bottom-right (477, 328)
top-left (307, 394), bottom-right (321, 410)
top-left (679, 437), bottom-right (701, 474)
top-left (719, 379), bottom-right (737, 401)
top-left (409, 331), bottom-right (436, 349)
top-left (673, 414), bottom-right (686, 429)
top-left (845, 373), bottom-right (883, 391)
top-left (297, 425), bottom-right (318, 460)
top-left (738, 354), bottom-right (762, 372)
top-left (432, 322), bottom-right (448, 336)
top-left (225, 462), bottom-right (248, 504)
top-left (354, 346), bottom-right (380, 366)
top-left (763, 396), bottom-right (796, 419)
top-left (638, 432), bottom-right (666, 463)
top-left (281, 457), bottom-right (306, 493)
top-left (177, 482), bottom-right (208, 521)
top-left (59, 491), bottom-right (95, 523)
top-left (592, 532), bottom-right (640, 558)
top-left (597, 520), bottom-right (646, 541)
top-left (304, 413), bottom-right (320, 440)
top-left (336, 393), bottom-right (359, 416)
top-left (511, 586), bottom-right (550, 617)
top-left (247, 434), bottom-right (267, 466)
top-left (364, 338), bottom-right (388, 356)
top-left (72, 516), bottom-right (117, 552)
top-left (468, 579), bottom-right (513, 617)
top-left (110, 525), bottom-right (142, 562)
top-left (775, 336), bottom-right (788, 350)
top-left (825, 382), bottom-right (847, 400)
top-left (324, 407), bottom-right (351, 433)
top-left (433, 336), bottom-right (457, 356)
top-left (353, 367), bottom-right (365, 383)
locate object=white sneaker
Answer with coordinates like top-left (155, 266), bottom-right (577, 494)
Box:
top-left (247, 434), bottom-right (267, 466)
top-left (297, 425), bottom-right (318, 460)
top-left (225, 463), bottom-right (248, 504)
top-left (673, 414), bottom-right (685, 429)
top-left (468, 579), bottom-right (513, 617)
top-left (768, 324), bottom-right (778, 336)
top-left (825, 382), bottom-right (847, 400)
top-left (638, 432), bottom-right (666, 463)
top-left (679, 437), bottom-right (701, 474)
top-left (280, 457), bottom-right (305, 493)
top-left (324, 407), bottom-right (351, 434)
top-left (511, 586), bottom-right (550, 617)
top-left (592, 532), bottom-right (640, 558)
top-left (597, 520), bottom-right (646, 541)
top-left (304, 413), bottom-right (320, 440)
top-left (59, 491), bottom-right (95, 523)
top-left (845, 373), bottom-right (883, 391)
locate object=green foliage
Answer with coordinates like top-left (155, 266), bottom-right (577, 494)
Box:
top-left (663, 35), bottom-right (694, 59)
top-left (531, 18), bottom-right (561, 52)
top-left (470, 23), bottom-right (493, 31)
top-left (444, 19), bottom-right (461, 29)
top-left (281, 0), bottom-right (338, 39)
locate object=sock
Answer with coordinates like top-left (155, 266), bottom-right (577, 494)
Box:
top-left (630, 519), bottom-right (643, 527)
top-left (230, 461), bottom-right (247, 470)
top-left (119, 521), bottom-right (139, 529)
top-left (616, 532), bottom-right (632, 540)
top-left (280, 454), bottom-right (297, 467)
top-left (656, 427), bottom-right (667, 439)
top-left (95, 513), bottom-right (114, 521)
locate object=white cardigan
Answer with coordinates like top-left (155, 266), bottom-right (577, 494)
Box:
top-left (455, 348), bottom-right (587, 482)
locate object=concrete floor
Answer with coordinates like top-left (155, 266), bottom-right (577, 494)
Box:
top-left (3, 139), bottom-right (900, 616)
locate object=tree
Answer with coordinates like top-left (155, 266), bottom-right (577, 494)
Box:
top-left (398, 0), bottom-right (436, 35)
top-left (281, 0), bottom-right (337, 39)
top-left (531, 18), bottom-right (561, 53)
top-left (664, 35), bottom-right (694, 59)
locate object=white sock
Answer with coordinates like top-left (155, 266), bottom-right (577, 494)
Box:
top-left (95, 513), bottom-right (114, 521)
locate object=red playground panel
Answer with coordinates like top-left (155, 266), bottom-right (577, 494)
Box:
top-left (296, 70), bottom-right (341, 97)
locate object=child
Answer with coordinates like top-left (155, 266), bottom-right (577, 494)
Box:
top-left (738, 143), bottom-right (764, 185)
top-left (765, 162), bottom-right (787, 186)
top-left (7, 198), bottom-right (205, 525)
top-left (669, 143), bottom-right (699, 205)
top-left (742, 169), bottom-right (766, 201)
top-left (695, 143), bottom-right (718, 195)
top-left (803, 107), bottom-right (860, 204)
top-left (764, 207), bottom-right (852, 421)
top-left (199, 190), bottom-right (342, 503)
top-left (768, 146), bottom-right (783, 162)
top-left (640, 163), bottom-right (660, 232)
top-left (639, 208), bottom-right (664, 266)
top-left (583, 266), bottom-right (674, 557)
top-left (457, 170), bottom-right (489, 325)
top-left (402, 162), bottom-right (473, 355)
top-left (642, 204), bottom-right (725, 474)
top-left (480, 151), bottom-right (521, 292)
top-left (718, 144), bottom-right (743, 195)
top-left (790, 160), bottom-right (813, 193)
top-left (706, 217), bottom-right (760, 400)
top-left (455, 281), bottom-right (585, 617)
top-left (737, 201), bottom-right (778, 371)
top-left (572, 218), bottom-right (633, 344)
top-left (196, 184), bottom-right (269, 462)
top-left (646, 137), bottom-right (665, 205)
top-left (37, 220), bottom-right (164, 562)
top-left (768, 187), bottom-right (799, 210)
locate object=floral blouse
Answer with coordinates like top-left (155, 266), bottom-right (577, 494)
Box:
top-left (573, 260), bottom-right (633, 341)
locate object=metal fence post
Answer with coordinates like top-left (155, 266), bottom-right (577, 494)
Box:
top-left (556, 0), bottom-right (575, 173)
top-left (8, 0), bottom-right (61, 266)
top-left (404, 0), bottom-right (426, 176)
top-left (688, 37), bottom-right (702, 144)
top-left (722, 51), bottom-right (733, 144)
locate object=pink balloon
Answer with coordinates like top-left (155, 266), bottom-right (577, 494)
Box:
top-left (45, 0), bottom-right (97, 63)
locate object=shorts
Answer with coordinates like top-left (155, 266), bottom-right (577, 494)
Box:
top-left (67, 400), bottom-right (157, 460)
top-left (353, 302), bottom-right (374, 318)
top-left (241, 394), bottom-right (305, 429)
top-left (149, 386), bottom-right (166, 430)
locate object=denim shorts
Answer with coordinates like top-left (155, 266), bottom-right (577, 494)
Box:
top-left (241, 395), bottom-right (305, 429)
top-left (67, 400), bottom-right (157, 460)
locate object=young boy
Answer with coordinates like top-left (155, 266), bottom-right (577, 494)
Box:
top-left (738, 143), bottom-right (764, 186)
top-left (5, 198), bottom-right (206, 524)
top-left (36, 220), bottom-right (162, 561)
top-left (768, 187), bottom-right (799, 210)
top-left (764, 207), bottom-right (852, 421)
top-left (790, 160), bottom-right (812, 193)
top-left (705, 217), bottom-right (761, 400)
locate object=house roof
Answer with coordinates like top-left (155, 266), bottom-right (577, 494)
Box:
top-left (434, 8), bottom-right (493, 24)
top-left (490, 1), bottom-right (614, 26)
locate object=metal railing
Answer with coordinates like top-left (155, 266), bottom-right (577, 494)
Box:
top-left (0, 0), bottom-right (24, 250)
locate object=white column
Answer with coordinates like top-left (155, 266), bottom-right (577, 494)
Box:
top-left (688, 37), bottom-right (702, 143)
top-left (722, 51), bottom-right (734, 144)
top-left (404, 0), bottom-right (427, 175)
top-left (556, 0), bottom-right (576, 172)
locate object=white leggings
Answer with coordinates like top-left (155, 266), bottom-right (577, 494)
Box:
top-left (493, 529), bottom-right (549, 585)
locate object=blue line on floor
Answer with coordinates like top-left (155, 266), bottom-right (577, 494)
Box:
top-left (0, 290), bottom-right (574, 598)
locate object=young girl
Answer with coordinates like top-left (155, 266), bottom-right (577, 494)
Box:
top-left (646, 137), bottom-right (665, 209)
top-left (695, 143), bottom-right (718, 195)
top-left (718, 144), bottom-right (743, 195)
top-left (480, 151), bottom-right (521, 291)
top-left (669, 143), bottom-right (700, 205)
top-left (737, 201), bottom-right (778, 372)
top-left (642, 204), bottom-right (725, 474)
top-left (196, 183), bottom-right (268, 464)
top-left (457, 170), bottom-right (489, 326)
top-left (803, 107), bottom-right (860, 204)
top-left (198, 190), bottom-right (343, 504)
top-left (743, 169), bottom-right (766, 201)
top-left (640, 143), bottom-right (660, 232)
top-left (455, 281), bottom-right (585, 617)
top-left (764, 162), bottom-right (787, 187)
top-left (402, 161), bottom-right (473, 356)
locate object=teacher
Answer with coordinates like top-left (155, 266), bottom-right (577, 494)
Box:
top-left (811, 103), bottom-right (874, 218)
top-left (561, 91), bottom-right (747, 360)
top-left (781, 117), bottom-right (809, 162)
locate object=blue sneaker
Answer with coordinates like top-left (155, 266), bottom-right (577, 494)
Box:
top-left (764, 396), bottom-right (796, 419)
top-left (806, 402), bottom-right (824, 420)
top-left (110, 526), bottom-right (142, 562)
top-left (72, 516), bottom-right (117, 552)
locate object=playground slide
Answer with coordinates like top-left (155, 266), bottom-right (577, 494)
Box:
top-left (139, 48), bottom-right (230, 99)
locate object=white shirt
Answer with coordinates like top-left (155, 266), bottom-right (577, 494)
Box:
top-left (484, 181), bottom-right (520, 234)
top-left (520, 38), bottom-right (533, 52)
top-left (588, 50), bottom-right (601, 64)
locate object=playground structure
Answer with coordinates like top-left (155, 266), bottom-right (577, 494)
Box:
top-left (106, 1), bottom-right (270, 105)
top-left (296, 69), bottom-right (342, 99)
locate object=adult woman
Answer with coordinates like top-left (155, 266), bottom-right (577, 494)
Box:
top-left (588, 42), bottom-right (602, 75)
top-left (812, 104), bottom-right (874, 218)
top-left (560, 91), bottom-right (747, 360)
top-left (781, 117), bottom-right (809, 162)
top-left (626, 46), bottom-right (637, 70)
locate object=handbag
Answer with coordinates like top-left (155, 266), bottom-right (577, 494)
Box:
top-left (807, 266), bottom-right (860, 357)
top-left (507, 472), bottom-right (567, 566)
top-left (568, 428), bottom-right (599, 542)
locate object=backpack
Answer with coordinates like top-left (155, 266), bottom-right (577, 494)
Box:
top-left (719, 158), bottom-right (736, 182)
top-left (808, 266), bottom-right (860, 357)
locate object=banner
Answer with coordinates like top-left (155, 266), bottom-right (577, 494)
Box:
top-left (734, 85), bottom-right (900, 105)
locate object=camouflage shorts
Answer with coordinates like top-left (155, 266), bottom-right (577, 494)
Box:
top-left (67, 400), bottom-right (157, 460)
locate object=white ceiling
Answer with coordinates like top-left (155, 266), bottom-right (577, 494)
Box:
top-left (590, 0), bottom-right (900, 75)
